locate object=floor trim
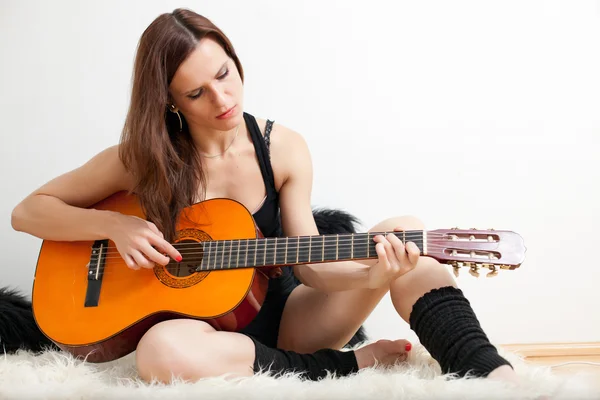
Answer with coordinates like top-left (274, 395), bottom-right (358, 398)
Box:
top-left (500, 342), bottom-right (600, 358)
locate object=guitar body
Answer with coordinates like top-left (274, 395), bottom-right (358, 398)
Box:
top-left (32, 191), bottom-right (269, 363)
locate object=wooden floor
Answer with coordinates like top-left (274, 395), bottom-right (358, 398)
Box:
top-left (501, 342), bottom-right (600, 389)
top-left (526, 354), bottom-right (600, 376)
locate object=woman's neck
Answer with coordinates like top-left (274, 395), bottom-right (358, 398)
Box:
top-left (189, 123), bottom-right (243, 158)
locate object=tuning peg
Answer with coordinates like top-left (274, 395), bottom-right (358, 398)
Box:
top-left (469, 264), bottom-right (481, 278)
top-left (453, 266), bottom-right (460, 277)
top-left (486, 270), bottom-right (498, 278)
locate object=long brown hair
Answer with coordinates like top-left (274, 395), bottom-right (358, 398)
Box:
top-left (119, 9), bottom-right (244, 242)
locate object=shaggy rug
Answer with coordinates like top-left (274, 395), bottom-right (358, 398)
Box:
top-left (0, 344), bottom-right (598, 400)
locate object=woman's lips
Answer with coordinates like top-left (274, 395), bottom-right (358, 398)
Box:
top-left (217, 105), bottom-right (236, 119)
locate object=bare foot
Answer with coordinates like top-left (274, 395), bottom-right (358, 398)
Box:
top-left (354, 339), bottom-right (412, 369)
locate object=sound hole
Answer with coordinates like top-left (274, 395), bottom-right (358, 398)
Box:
top-left (164, 238), bottom-right (204, 278)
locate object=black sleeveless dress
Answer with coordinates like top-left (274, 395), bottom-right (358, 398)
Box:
top-left (238, 112), bottom-right (298, 348)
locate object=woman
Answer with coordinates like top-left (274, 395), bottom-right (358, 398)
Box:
top-left (11, 8), bottom-right (516, 385)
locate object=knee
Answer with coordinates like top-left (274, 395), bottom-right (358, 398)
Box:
top-left (135, 320), bottom-right (211, 383)
top-left (395, 256), bottom-right (455, 292)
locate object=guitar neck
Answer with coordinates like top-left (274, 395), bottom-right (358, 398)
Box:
top-left (194, 230), bottom-right (425, 271)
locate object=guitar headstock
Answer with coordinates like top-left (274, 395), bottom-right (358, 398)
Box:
top-left (426, 228), bottom-right (526, 278)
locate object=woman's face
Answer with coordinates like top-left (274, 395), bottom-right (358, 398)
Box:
top-left (169, 37), bottom-right (244, 132)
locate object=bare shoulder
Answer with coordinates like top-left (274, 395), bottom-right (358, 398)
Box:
top-left (254, 117), bottom-right (312, 189)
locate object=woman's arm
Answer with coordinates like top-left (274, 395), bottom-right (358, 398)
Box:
top-left (12, 144), bottom-right (182, 269)
top-left (11, 145), bottom-right (133, 241)
top-left (273, 126), bottom-right (378, 291)
top-left (11, 146), bottom-right (131, 241)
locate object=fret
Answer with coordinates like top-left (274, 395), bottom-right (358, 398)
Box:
top-left (297, 236), bottom-right (310, 264)
top-left (337, 233), bottom-right (353, 260)
top-left (286, 237), bottom-right (299, 265)
top-left (309, 236), bottom-right (323, 263)
top-left (228, 239), bottom-right (233, 269)
top-left (219, 240), bottom-right (226, 268)
top-left (230, 240), bottom-right (237, 268)
top-left (229, 239), bottom-right (235, 268)
top-left (247, 239), bottom-right (257, 267)
top-left (366, 233), bottom-right (370, 258)
top-left (244, 239), bottom-right (249, 268)
top-left (200, 242), bottom-right (207, 271)
top-left (275, 237), bottom-right (286, 265)
top-left (219, 240), bottom-right (225, 269)
top-left (323, 234), bottom-right (337, 261)
top-left (236, 239), bottom-right (241, 269)
top-left (308, 236), bottom-right (312, 262)
top-left (416, 231), bottom-right (424, 254)
top-left (352, 233), bottom-right (368, 259)
top-left (268, 237), bottom-right (276, 266)
top-left (206, 241), bottom-right (212, 270)
top-left (368, 233), bottom-right (377, 257)
top-left (213, 240), bottom-right (220, 270)
top-left (264, 238), bottom-right (269, 265)
top-left (208, 241), bottom-right (214, 270)
top-left (256, 238), bottom-right (266, 266)
top-left (214, 241), bottom-right (220, 270)
top-left (402, 230), bottom-right (424, 254)
top-left (351, 233), bottom-right (354, 259)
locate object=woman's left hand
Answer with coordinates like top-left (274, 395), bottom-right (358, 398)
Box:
top-left (366, 227), bottom-right (420, 288)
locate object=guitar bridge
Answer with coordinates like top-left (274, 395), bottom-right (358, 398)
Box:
top-left (85, 239), bottom-right (108, 307)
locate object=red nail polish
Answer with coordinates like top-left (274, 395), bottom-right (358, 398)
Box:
top-left (405, 343), bottom-right (412, 352)
top-left (176, 255), bottom-right (182, 262)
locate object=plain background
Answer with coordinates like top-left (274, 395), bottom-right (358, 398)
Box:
top-left (1, 0), bottom-right (599, 346)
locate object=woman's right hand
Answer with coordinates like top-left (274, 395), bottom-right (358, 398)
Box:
top-left (107, 212), bottom-right (182, 270)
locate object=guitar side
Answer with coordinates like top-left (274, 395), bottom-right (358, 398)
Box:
top-left (31, 192), bottom-right (268, 363)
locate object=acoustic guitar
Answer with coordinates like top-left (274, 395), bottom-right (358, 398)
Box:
top-left (31, 191), bottom-right (526, 363)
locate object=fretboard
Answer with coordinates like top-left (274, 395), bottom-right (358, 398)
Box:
top-left (195, 231), bottom-right (424, 271)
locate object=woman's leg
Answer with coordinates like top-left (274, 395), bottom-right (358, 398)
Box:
top-left (135, 319), bottom-right (411, 383)
top-left (278, 216), bottom-right (424, 353)
top-left (135, 319), bottom-right (256, 382)
top-left (278, 215), bottom-right (512, 378)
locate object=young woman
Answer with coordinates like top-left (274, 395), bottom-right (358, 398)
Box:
top-left (11, 8), bottom-right (517, 385)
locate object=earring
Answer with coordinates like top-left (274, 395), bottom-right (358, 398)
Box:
top-left (168, 104), bottom-right (183, 132)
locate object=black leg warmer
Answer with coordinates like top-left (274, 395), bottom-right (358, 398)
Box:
top-left (249, 335), bottom-right (359, 380)
top-left (409, 286), bottom-right (512, 378)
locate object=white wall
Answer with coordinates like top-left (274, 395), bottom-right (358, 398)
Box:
top-left (1, 0), bottom-right (599, 346)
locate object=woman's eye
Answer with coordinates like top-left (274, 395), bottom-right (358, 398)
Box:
top-left (218, 69), bottom-right (229, 80)
top-left (188, 70), bottom-right (229, 100)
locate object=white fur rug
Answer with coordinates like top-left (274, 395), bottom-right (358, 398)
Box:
top-left (0, 344), bottom-right (598, 400)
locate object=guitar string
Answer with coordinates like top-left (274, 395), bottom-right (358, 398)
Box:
top-left (89, 231), bottom-right (498, 253)
top-left (89, 244), bottom-right (508, 276)
top-left (91, 257), bottom-right (507, 277)
top-left (90, 259), bottom-right (507, 278)
top-left (90, 241), bottom-right (499, 262)
top-left (93, 231), bottom-right (436, 251)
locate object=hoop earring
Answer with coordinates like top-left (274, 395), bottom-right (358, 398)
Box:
top-left (168, 104), bottom-right (183, 132)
